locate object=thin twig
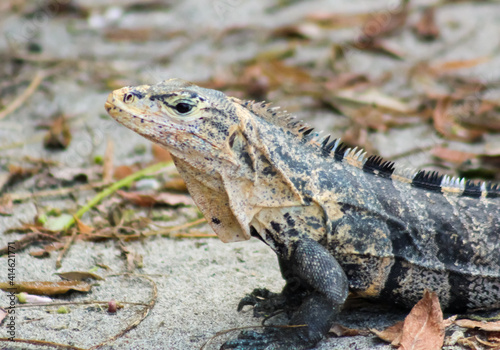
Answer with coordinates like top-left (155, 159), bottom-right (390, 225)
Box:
top-left (56, 230), bottom-right (77, 269)
top-left (4, 300), bottom-right (148, 309)
top-left (102, 138), bottom-right (114, 183)
top-left (143, 217), bottom-right (207, 237)
top-left (0, 338), bottom-right (86, 350)
top-left (4, 180), bottom-right (109, 202)
top-left (0, 232), bottom-right (60, 256)
top-left (0, 70), bottom-right (44, 120)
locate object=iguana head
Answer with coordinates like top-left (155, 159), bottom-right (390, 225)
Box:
top-left (105, 79), bottom-right (263, 243)
top-left (105, 78), bottom-right (242, 167)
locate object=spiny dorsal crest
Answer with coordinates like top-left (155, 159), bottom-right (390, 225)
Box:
top-left (238, 99), bottom-right (500, 199)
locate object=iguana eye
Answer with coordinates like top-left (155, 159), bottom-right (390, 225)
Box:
top-left (174, 102), bottom-right (193, 114)
top-left (123, 93), bottom-right (134, 103)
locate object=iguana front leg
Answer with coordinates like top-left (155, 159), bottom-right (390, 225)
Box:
top-left (222, 237), bottom-right (349, 350)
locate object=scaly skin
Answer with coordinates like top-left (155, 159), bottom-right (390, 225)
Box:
top-left (105, 78), bottom-right (500, 349)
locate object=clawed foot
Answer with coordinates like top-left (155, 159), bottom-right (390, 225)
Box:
top-left (237, 288), bottom-right (289, 317)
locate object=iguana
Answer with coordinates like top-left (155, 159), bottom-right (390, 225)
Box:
top-left (105, 78), bottom-right (500, 350)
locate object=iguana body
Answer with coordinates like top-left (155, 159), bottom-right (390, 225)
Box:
top-left (105, 79), bottom-right (500, 349)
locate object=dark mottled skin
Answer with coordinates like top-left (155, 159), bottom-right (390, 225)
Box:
top-left (105, 79), bottom-right (500, 350)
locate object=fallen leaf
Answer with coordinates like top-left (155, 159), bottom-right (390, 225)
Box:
top-left (55, 271), bottom-right (104, 281)
top-left (306, 12), bottom-right (369, 29)
top-left (5, 164), bottom-right (40, 188)
top-left (239, 60), bottom-right (312, 98)
top-left (432, 57), bottom-right (490, 72)
top-left (413, 7), bottom-right (439, 41)
top-left (0, 195), bottom-right (13, 216)
top-left (271, 23), bottom-right (321, 40)
top-left (431, 146), bottom-right (477, 165)
top-left (102, 138), bottom-right (114, 183)
top-left (119, 243), bottom-right (143, 272)
top-left (475, 335), bottom-right (500, 347)
top-left (117, 190), bottom-right (193, 207)
top-left (371, 320), bottom-right (404, 346)
top-left (351, 38), bottom-right (405, 60)
top-left (433, 97), bottom-right (484, 142)
top-left (162, 177), bottom-right (188, 192)
top-left (0, 281), bottom-right (92, 295)
top-left (329, 324), bottom-right (367, 337)
top-left (43, 114), bottom-right (72, 150)
top-left (333, 88), bottom-right (415, 114)
top-left (455, 319), bottom-right (500, 332)
top-left (114, 165), bottom-right (135, 180)
top-left (74, 217), bottom-right (94, 234)
top-left (398, 290), bottom-right (445, 350)
top-left (29, 242), bottom-right (65, 258)
top-left (104, 28), bottom-right (153, 42)
top-left (360, 3), bottom-right (408, 40)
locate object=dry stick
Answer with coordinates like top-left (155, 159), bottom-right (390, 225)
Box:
top-left (89, 274), bottom-right (158, 350)
top-left (102, 138), bottom-right (114, 183)
top-left (0, 232), bottom-right (60, 256)
top-left (4, 300), bottom-right (148, 309)
top-left (4, 180), bottom-right (109, 202)
top-left (0, 338), bottom-right (86, 350)
top-left (143, 217), bottom-right (207, 237)
top-left (55, 229), bottom-right (77, 268)
top-left (0, 70), bottom-right (44, 120)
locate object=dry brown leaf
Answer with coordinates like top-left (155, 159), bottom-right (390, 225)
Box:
top-left (352, 38), bottom-right (405, 60)
top-left (329, 323), bottom-right (367, 337)
top-left (119, 243), bottom-right (143, 272)
top-left (371, 320), bottom-right (404, 346)
top-left (433, 97), bottom-right (484, 141)
top-left (456, 319), bottom-right (500, 332)
top-left (306, 12), bottom-right (369, 29)
top-left (103, 138), bottom-right (114, 183)
top-left (271, 23), bottom-right (321, 40)
top-left (475, 335), bottom-right (500, 348)
top-left (0, 195), bottom-right (13, 215)
top-left (361, 4), bottom-right (408, 39)
top-left (104, 28), bottom-right (153, 42)
top-left (117, 190), bottom-right (193, 207)
top-left (56, 271), bottom-right (104, 281)
top-left (29, 242), bottom-right (65, 258)
top-left (152, 144), bottom-right (173, 162)
top-left (431, 146), bottom-right (477, 165)
top-left (74, 217), bottom-right (94, 234)
top-left (113, 165), bottom-right (135, 180)
top-left (162, 177), bottom-right (188, 192)
top-left (398, 290), bottom-right (445, 350)
top-left (240, 60), bottom-right (312, 97)
top-left (413, 7), bottom-right (439, 41)
top-left (0, 281), bottom-right (92, 295)
top-left (43, 114), bottom-right (72, 150)
top-left (457, 336), bottom-right (481, 349)
top-left (432, 57), bottom-right (490, 72)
